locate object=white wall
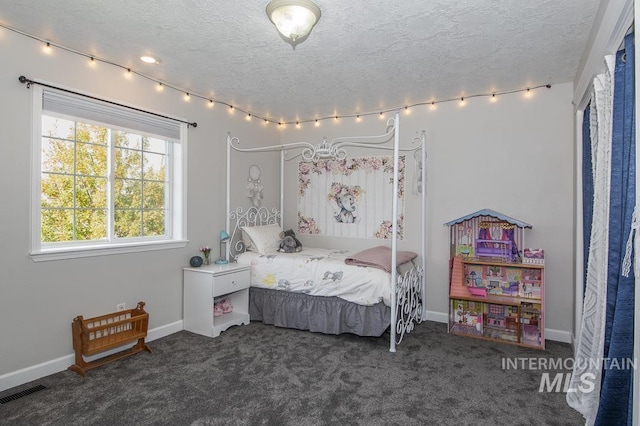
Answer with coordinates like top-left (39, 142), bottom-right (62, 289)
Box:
top-left (0, 28), bottom-right (279, 387)
top-left (279, 84), bottom-right (576, 338)
top-left (0, 25), bottom-right (576, 391)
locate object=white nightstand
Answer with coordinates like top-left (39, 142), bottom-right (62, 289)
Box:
top-left (183, 263), bottom-right (250, 338)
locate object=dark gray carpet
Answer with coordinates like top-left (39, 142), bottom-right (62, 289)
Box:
top-left (0, 321), bottom-right (583, 425)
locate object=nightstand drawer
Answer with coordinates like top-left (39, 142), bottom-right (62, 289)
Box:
top-left (213, 269), bottom-right (249, 297)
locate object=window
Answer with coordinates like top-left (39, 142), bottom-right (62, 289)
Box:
top-left (31, 87), bottom-right (187, 261)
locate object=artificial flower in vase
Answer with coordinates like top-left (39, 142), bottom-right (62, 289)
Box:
top-left (200, 246), bottom-right (212, 265)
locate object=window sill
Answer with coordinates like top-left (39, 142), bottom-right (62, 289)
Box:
top-left (30, 240), bottom-right (188, 262)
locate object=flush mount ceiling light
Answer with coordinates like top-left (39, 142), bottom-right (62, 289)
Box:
top-left (266, 0), bottom-right (321, 48)
top-left (140, 55), bottom-right (160, 64)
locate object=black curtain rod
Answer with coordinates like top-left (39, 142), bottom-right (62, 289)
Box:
top-left (18, 75), bottom-right (197, 128)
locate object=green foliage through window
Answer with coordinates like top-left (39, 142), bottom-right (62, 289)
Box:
top-left (40, 116), bottom-right (169, 243)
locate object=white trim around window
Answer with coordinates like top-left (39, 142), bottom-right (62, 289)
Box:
top-left (29, 86), bottom-right (188, 261)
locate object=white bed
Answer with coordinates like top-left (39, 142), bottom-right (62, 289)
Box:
top-left (225, 113), bottom-right (427, 351)
top-left (237, 248), bottom-right (396, 306)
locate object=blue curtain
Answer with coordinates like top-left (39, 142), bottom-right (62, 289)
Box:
top-left (583, 104), bottom-right (593, 291)
top-left (595, 31), bottom-right (636, 426)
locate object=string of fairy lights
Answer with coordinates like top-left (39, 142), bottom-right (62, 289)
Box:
top-left (2, 22), bottom-right (552, 129)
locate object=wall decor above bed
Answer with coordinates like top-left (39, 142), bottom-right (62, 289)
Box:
top-left (246, 165), bottom-right (264, 207)
top-left (297, 156), bottom-right (405, 239)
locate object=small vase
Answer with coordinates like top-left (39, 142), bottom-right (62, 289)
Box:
top-left (203, 254), bottom-right (210, 265)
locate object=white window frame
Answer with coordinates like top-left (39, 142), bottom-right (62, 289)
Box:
top-left (30, 86), bottom-right (188, 261)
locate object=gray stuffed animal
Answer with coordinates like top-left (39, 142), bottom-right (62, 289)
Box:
top-left (278, 229), bottom-right (302, 253)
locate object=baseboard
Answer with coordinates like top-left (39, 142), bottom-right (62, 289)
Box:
top-left (147, 319), bottom-right (184, 342)
top-left (544, 328), bottom-right (573, 344)
top-left (0, 320), bottom-right (183, 393)
top-left (424, 309), bottom-right (448, 324)
top-left (423, 310), bottom-right (573, 344)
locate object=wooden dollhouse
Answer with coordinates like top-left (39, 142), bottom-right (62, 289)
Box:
top-left (445, 208), bottom-right (531, 262)
top-left (444, 209), bottom-right (545, 349)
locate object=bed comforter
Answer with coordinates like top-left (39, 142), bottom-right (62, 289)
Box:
top-left (236, 248), bottom-right (393, 306)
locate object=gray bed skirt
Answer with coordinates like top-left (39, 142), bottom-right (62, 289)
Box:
top-left (249, 287), bottom-right (391, 337)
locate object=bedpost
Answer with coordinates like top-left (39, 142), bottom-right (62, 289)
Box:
top-left (390, 111), bottom-right (400, 353)
top-left (226, 133), bottom-right (231, 251)
top-left (280, 149), bottom-right (285, 227)
top-left (421, 131), bottom-right (427, 321)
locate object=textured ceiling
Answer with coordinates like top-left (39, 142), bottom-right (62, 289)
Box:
top-left (0, 0), bottom-right (600, 123)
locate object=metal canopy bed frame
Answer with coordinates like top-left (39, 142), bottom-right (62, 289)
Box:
top-left (225, 112), bottom-right (427, 352)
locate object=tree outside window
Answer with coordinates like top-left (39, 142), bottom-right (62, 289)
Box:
top-left (41, 115), bottom-right (169, 243)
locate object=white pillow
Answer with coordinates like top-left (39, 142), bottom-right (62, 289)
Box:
top-left (241, 230), bottom-right (256, 252)
top-left (241, 224), bottom-right (282, 254)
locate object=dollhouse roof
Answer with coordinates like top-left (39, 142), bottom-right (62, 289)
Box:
top-left (443, 209), bottom-right (532, 229)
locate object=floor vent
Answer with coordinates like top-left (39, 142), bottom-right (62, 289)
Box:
top-left (0, 384), bottom-right (47, 404)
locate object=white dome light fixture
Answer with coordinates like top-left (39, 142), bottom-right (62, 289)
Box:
top-left (266, 0), bottom-right (321, 48)
top-left (140, 55), bottom-right (160, 64)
